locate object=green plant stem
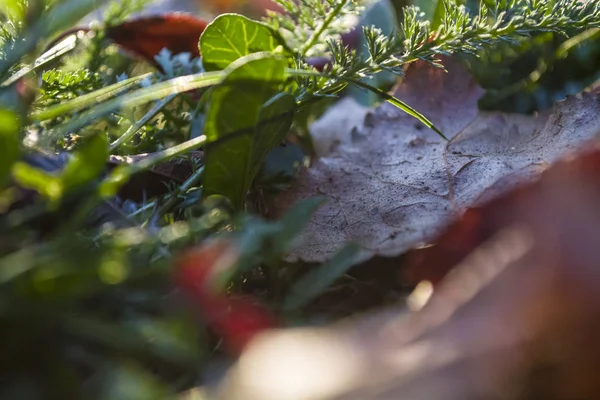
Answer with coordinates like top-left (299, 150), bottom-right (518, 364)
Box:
top-left (156, 165), bottom-right (204, 213)
top-left (100, 135), bottom-right (207, 210)
top-left (125, 135), bottom-right (207, 174)
top-left (109, 94), bottom-right (177, 151)
top-left (45, 71), bottom-right (223, 141)
top-left (300, 0), bottom-right (350, 56)
top-left (130, 165), bottom-right (205, 219)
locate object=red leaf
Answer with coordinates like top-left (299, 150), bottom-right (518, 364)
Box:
top-left (174, 240), bottom-right (277, 355)
top-left (105, 13), bottom-right (208, 70)
top-left (204, 295), bottom-right (277, 355)
top-left (202, 0), bottom-right (283, 15)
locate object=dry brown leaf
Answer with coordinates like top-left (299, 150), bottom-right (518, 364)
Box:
top-left (274, 57), bottom-right (600, 262)
top-left (218, 146), bottom-right (600, 400)
top-left (105, 14), bottom-right (208, 71)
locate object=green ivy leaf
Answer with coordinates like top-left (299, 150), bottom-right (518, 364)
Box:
top-left (203, 53), bottom-right (294, 211)
top-left (0, 109), bottom-right (20, 188)
top-left (248, 92), bottom-right (296, 187)
top-left (199, 13), bottom-right (289, 71)
top-left (62, 133), bottom-right (109, 190)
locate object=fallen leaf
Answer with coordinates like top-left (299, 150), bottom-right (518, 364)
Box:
top-left (105, 13), bottom-right (208, 70)
top-left (402, 135), bottom-right (600, 286)
top-left (273, 57), bottom-right (600, 262)
top-left (199, 0), bottom-right (282, 15)
top-left (309, 97), bottom-right (370, 157)
top-left (218, 144), bottom-right (600, 399)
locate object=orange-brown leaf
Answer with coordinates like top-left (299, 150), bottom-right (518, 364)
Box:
top-left (105, 13), bottom-right (208, 69)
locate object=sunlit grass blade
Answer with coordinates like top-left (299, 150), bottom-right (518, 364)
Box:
top-left (287, 68), bottom-right (446, 140)
top-left (341, 77), bottom-right (447, 140)
top-left (109, 94), bottom-right (177, 152)
top-left (2, 34), bottom-right (80, 87)
top-left (51, 71), bottom-right (223, 136)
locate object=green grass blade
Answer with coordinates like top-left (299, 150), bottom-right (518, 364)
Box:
top-left (37, 71), bottom-right (223, 142)
top-left (2, 34), bottom-right (80, 87)
top-left (344, 77), bottom-right (447, 140)
top-left (287, 68), bottom-right (446, 140)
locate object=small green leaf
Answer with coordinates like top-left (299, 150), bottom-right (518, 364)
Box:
top-left (11, 134), bottom-right (108, 202)
top-left (203, 53), bottom-right (294, 210)
top-left (99, 165), bottom-right (129, 199)
top-left (283, 243), bottom-right (364, 311)
top-left (240, 197), bottom-right (325, 257)
top-left (0, 109), bottom-right (20, 188)
top-left (62, 133), bottom-right (109, 190)
top-left (200, 14), bottom-right (289, 71)
top-left (126, 318), bottom-right (201, 365)
top-left (248, 91), bottom-right (296, 186)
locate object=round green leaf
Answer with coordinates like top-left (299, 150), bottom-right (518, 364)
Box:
top-left (200, 13), bottom-right (290, 71)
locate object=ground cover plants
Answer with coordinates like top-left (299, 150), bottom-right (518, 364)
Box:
top-left (1, 0), bottom-right (600, 398)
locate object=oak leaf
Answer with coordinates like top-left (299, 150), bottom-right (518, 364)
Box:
top-left (273, 57), bottom-right (600, 262)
